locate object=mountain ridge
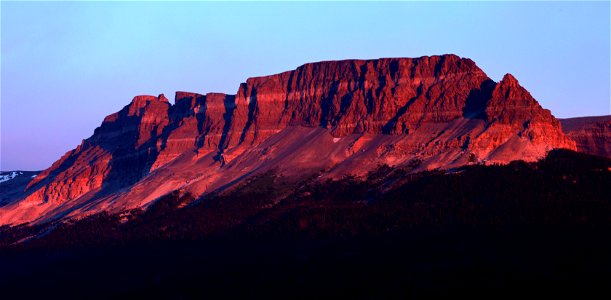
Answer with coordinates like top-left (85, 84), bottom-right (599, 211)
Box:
top-left (560, 115), bottom-right (611, 158)
top-left (0, 54), bottom-right (576, 226)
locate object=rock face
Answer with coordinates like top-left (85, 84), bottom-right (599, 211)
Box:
top-left (0, 54), bottom-right (576, 226)
top-left (560, 116), bottom-right (611, 158)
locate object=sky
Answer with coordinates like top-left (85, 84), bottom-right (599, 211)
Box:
top-left (1, 1), bottom-right (609, 171)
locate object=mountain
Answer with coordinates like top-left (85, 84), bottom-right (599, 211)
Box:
top-left (0, 54), bottom-right (576, 226)
top-left (560, 116), bottom-right (611, 158)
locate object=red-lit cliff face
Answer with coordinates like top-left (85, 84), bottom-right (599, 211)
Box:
top-left (150, 92), bottom-right (235, 170)
top-left (229, 56), bottom-right (487, 144)
top-left (0, 55), bottom-right (576, 226)
top-left (22, 94), bottom-right (170, 205)
top-left (561, 116), bottom-right (611, 158)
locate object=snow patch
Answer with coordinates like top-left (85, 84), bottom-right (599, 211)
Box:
top-left (31, 175), bottom-right (37, 178)
top-left (0, 171), bottom-right (23, 183)
top-left (333, 137), bottom-right (341, 143)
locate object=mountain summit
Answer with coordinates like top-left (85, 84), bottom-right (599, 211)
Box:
top-left (0, 55), bottom-right (576, 226)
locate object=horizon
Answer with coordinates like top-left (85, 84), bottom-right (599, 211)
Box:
top-left (2, 1), bottom-right (610, 171)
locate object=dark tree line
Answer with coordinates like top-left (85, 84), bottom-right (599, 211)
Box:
top-left (0, 149), bottom-right (610, 298)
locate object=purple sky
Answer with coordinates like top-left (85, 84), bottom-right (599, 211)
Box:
top-left (1, 1), bottom-right (610, 171)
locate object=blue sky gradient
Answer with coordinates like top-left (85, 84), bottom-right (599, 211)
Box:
top-left (1, 1), bottom-right (610, 170)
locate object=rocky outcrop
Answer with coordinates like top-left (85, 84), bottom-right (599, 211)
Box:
top-left (468, 74), bottom-right (574, 162)
top-left (151, 92), bottom-right (235, 169)
top-left (561, 116), bottom-right (611, 158)
top-left (0, 54), bottom-right (576, 226)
